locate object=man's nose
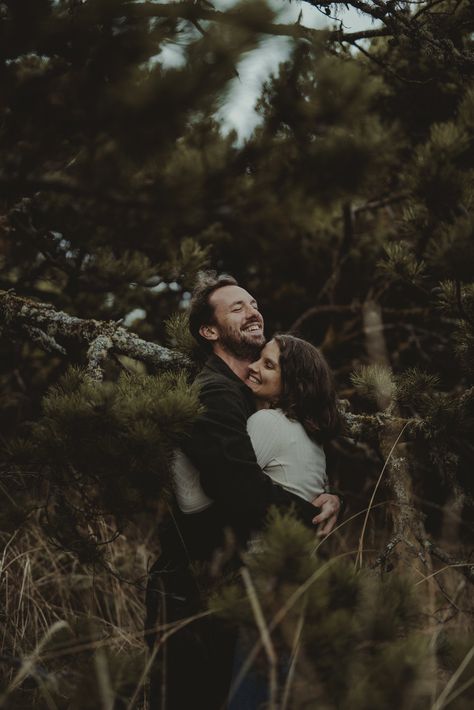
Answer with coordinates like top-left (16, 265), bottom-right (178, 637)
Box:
top-left (246, 303), bottom-right (260, 318)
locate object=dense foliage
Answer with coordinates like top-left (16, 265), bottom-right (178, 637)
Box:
top-left (1, 1), bottom-right (473, 707)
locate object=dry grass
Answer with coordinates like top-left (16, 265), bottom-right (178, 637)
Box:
top-left (1, 498), bottom-right (472, 709)
top-left (0, 514), bottom-right (160, 709)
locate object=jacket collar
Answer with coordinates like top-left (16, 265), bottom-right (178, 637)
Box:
top-left (204, 353), bottom-right (247, 385)
top-left (204, 354), bottom-right (256, 412)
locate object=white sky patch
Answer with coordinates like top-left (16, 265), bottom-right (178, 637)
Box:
top-left (149, 2), bottom-right (376, 137)
top-left (217, 1), bottom-right (376, 139)
top-left (215, 34), bottom-right (291, 138)
top-left (123, 308), bottom-right (147, 326)
top-left (156, 43), bottom-right (188, 68)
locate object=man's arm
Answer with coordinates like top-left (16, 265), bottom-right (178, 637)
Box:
top-left (181, 381), bottom-right (318, 533)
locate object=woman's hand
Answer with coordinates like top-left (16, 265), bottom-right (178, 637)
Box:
top-left (311, 493), bottom-right (341, 537)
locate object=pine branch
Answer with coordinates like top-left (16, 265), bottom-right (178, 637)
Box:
top-left (0, 291), bottom-right (191, 379)
top-left (0, 175), bottom-right (157, 209)
top-left (353, 192), bottom-right (411, 215)
top-left (413, 0), bottom-right (456, 21)
top-left (123, 1), bottom-right (391, 44)
top-left (302, 1), bottom-right (386, 21)
top-left (0, 290), bottom-right (423, 437)
top-left (86, 335), bottom-right (114, 382)
top-left (22, 326), bottom-right (67, 356)
top-left (1, 1), bottom-right (469, 77)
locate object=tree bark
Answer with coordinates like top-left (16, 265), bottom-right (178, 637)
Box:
top-left (362, 300), bottom-right (430, 566)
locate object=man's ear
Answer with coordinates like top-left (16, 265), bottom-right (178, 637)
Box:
top-left (199, 324), bottom-right (218, 342)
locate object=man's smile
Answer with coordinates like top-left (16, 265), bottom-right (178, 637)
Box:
top-left (241, 318), bottom-right (263, 334)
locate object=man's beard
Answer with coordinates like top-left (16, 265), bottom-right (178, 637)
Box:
top-left (218, 324), bottom-right (265, 360)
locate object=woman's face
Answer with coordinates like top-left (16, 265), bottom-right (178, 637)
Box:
top-left (246, 339), bottom-right (282, 403)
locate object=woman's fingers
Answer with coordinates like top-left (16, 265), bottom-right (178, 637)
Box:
top-left (316, 513), bottom-right (338, 537)
top-left (311, 493), bottom-right (340, 524)
top-left (311, 493), bottom-right (340, 536)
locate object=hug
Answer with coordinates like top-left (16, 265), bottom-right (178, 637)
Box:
top-left (146, 271), bottom-right (344, 709)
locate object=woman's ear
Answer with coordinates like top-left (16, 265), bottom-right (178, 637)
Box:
top-left (199, 324), bottom-right (218, 342)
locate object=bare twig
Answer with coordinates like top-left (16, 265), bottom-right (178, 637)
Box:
top-left (371, 535), bottom-right (401, 571)
top-left (421, 541), bottom-right (474, 584)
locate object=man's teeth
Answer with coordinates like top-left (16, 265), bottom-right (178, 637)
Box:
top-left (243, 324), bottom-right (261, 332)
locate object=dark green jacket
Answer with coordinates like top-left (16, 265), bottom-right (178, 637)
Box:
top-left (181, 354), bottom-right (316, 546)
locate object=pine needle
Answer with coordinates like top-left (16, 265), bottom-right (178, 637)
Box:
top-left (431, 643), bottom-right (474, 710)
top-left (414, 564), bottom-right (474, 587)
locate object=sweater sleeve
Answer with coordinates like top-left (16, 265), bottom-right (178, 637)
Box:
top-left (246, 410), bottom-right (283, 471)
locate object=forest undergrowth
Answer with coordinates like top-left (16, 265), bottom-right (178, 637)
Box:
top-left (1, 489), bottom-right (472, 710)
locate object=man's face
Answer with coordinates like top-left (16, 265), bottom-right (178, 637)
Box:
top-left (206, 285), bottom-right (265, 359)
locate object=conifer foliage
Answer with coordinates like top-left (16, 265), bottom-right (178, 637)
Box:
top-left (1, 1), bottom-right (474, 707)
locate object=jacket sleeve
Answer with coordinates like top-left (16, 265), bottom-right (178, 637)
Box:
top-left (181, 380), bottom-right (317, 532)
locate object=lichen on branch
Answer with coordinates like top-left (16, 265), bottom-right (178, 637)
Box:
top-left (0, 290), bottom-right (191, 379)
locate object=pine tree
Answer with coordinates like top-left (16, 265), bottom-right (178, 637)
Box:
top-left (1, 1), bottom-right (473, 707)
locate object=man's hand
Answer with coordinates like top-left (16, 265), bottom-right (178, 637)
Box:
top-left (311, 493), bottom-right (341, 537)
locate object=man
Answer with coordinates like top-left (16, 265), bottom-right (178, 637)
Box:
top-left (146, 272), bottom-right (341, 708)
top-left (182, 272), bottom-right (341, 545)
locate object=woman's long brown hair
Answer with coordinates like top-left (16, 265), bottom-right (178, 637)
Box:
top-left (274, 334), bottom-right (341, 445)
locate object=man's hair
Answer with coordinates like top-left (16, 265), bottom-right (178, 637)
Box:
top-left (274, 334), bottom-right (342, 444)
top-left (188, 270), bottom-right (238, 352)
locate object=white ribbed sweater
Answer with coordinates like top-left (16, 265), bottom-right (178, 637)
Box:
top-left (173, 408), bottom-right (327, 513)
top-left (247, 408), bottom-right (327, 503)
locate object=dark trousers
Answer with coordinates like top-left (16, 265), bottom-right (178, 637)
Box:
top-left (145, 514), bottom-right (237, 710)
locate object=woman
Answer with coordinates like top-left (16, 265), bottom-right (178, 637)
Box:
top-left (173, 334), bottom-right (341, 518)
top-left (245, 334), bottom-right (340, 505)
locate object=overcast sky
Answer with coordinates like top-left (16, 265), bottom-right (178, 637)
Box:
top-left (158, 1), bottom-right (375, 139)
top-left (216, 1), bottom-right (375, 138)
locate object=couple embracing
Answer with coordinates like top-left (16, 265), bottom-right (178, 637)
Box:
top-left (146, 271), bottom-right (343, 709)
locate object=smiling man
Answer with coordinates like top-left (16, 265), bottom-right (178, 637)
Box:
top-left (182, 271), bottom-right (341, 544)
